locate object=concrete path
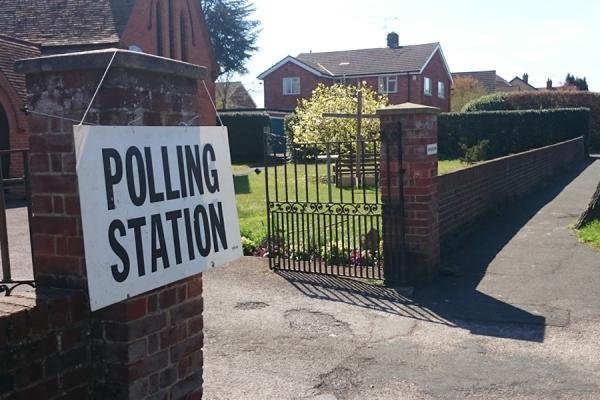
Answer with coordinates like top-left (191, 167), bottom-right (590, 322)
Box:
top-left (204, 157), bottom-right (600, 400)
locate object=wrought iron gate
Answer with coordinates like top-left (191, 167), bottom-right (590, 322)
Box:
top-left (264, 133), bottom-right (385, 280)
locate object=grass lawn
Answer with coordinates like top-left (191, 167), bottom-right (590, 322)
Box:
top-left (577, 220), bottom-right (600, 250)
top-left (234, 159), bottom-right (466, 242)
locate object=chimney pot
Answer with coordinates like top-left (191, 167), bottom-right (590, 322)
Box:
top-left (523, 73), bottom-right (529, 84)
top-left (387, 32), bottom-right (399, 48)
top-left (546, 78), bottom-right (552, 90)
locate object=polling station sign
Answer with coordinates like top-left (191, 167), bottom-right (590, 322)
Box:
top-left (74, 126), bottom-right (242, 311)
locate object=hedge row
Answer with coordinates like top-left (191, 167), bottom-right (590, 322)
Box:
top-left (220, 112), bottom-right (271, 163)
top-left (438, 108), bottom-right (590, 160)
top-left (462, 91), bottom-right (600, 151)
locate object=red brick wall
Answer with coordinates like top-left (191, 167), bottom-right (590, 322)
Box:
top-left (14, 52), bottom-right (206, 399)
top-left (438, 137), bottom-right (585, 255)
top-left (0, 292), bottom-right (92, 399)
top-left (0, 73), bottom-right (29, 179)
top-left (120, 0), bottom-right (218, 126)
top-left (263, 61), bottom-right (332, 110)
top-left (417, 50), bottom-right (451, 112)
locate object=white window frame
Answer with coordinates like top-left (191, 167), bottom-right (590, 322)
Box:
top-left (378, 75), bottom-right (398, 94)
top-left (424, 77), bottom-right (432, 96)
top-left (283, 77), bottom-right (300, 95)
top-left (438, 81), bottom-right (445, 99)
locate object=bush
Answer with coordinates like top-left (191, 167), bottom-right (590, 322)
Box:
top-left (221, 112), bottom-right (271, 163)
top-left (438, 108), bottom-right (590, 160)
top-left (462, 91), bottom-right (600, 152)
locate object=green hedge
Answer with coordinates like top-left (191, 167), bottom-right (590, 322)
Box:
top-left (221, 112), bottom-right (271, 163)
top-left (438, 108), bottom-right (590, 160)
top-left (463, 91), bottom-right (600, 151)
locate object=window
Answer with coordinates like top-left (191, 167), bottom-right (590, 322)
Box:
top-left (424, 77), bottom-right (432, 96)
top-left (283, 77), bottom-right (300, 95)
top-left (378, 76), bottom-right (398, 94)
top-left (438, 81), bottom-right (445, 99)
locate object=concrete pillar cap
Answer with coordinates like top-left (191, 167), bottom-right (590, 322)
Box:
top-left (376, 102), bottom-right (441, 116)
top-left (14, 48), bottom-right (207, 80)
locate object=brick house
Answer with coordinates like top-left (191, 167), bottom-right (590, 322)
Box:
top-left (258, 33), bottom-right (453, 112)
top-left (0, 0), bottom-right (217, 177)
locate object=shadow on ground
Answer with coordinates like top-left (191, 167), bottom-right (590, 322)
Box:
top-left (277, 158), bottom-right (595, 343)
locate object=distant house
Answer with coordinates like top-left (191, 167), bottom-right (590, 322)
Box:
top-left (509, 74), bottom-right (538, 92)
top-left (451, 70), bottom-right (516, 93)
top-left (258, 33), bottom-right (453, 112)
top-left (216, 81), bottom-right (257, 110)
top-left (0, 0), bottom-right (218, 178)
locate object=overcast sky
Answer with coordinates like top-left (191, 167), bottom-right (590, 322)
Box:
top-left (232, 0), bottom-right (599, 108)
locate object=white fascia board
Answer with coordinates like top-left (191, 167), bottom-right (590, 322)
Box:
top-left (420, 45), bottom-right (454, 84)
top-left (257, 56), bottom-right (327, 80)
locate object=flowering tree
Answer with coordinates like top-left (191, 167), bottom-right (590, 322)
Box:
top-left (288, 83), bottom-right (388, 146)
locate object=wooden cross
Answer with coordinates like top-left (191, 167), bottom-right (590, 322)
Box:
top-left (322, 85), bottom-right (378, 142)
top-left (322, 85), bottom-right (379, 187)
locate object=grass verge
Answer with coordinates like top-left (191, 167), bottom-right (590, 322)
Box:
top-left (577, 220), bottom-right (600, 251)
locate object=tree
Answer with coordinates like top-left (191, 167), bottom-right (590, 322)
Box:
top-left (201, 0), bottom-right (260, 76)
top-left (564, 73), bottom-right (589, 91)
top-left (576, 181), bottom-right (600, 229)
top-left (289, 83), bottom-right (388, 148)
top-left (451, 77), bottom-right (487, 112)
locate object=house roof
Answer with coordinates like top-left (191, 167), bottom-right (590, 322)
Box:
top-left (451, 70), bottom-right (514, 93)
top-left (258, 42), bottom-right (451, 81)
top-left (0, 35), bottom-right (41, 100)
top-left (216, 81), bottom-right (257, 109)
top-left (509, 77), bottom-right (538, 91)
top-left (0, 0), bottom-right (136, 47)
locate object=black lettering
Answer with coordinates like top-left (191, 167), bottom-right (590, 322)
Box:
top-left (150, 214), bottom-right (169, 272)
top-left (108, 219), bottom-right (129, 282)
top-left (127, 216), bottom-right (147, 276)
top-left (165, 210), bottom-right (183, 265)
top-left (144, 147), bottom-right (165, 203)
top-left (162, 146), bottom-right (180, 200)
top-left (203, 144), bottom-right (220, 193)
top-left (102, 148), bottom-right (122, 210)
top-left (125, 147), bottom-right (147, 207)
top-left (193, 204), bottom-right (211, 257)
top-left (209, 202), bottom-right (228, 252)
top-left (183, 208), bottom-right (195, 261)
top-left (185, 145), bottom-right (203, 196)
top-left (176, 146), bottom-right (188, 198)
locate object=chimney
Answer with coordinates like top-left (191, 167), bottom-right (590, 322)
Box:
top-left (387, 32), bottom-right (399, 48)
top-left (523, 73), bottom-right (529, 84)
top-left (546, 78), bottom-right (553, 90)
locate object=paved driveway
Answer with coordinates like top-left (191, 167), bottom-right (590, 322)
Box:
top-left (204, 157), bottom-right (600, 399)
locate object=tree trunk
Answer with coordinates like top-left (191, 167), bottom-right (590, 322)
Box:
top-left (576, 180), bottom-right (600, 228)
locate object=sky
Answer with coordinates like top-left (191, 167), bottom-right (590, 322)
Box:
top-left (232, 0), bottom-right (599, 108)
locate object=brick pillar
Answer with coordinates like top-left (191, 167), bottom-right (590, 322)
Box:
top-left (377, 103), bottom-right (440, 284)
top-left (16, 49), bottom-right (208, 399)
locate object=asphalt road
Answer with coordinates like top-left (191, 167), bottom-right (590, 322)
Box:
top-left (203, 157), bottom-right (600, 400)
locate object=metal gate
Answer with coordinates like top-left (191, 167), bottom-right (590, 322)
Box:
top-left (264, 133), bottom-right (385, 280)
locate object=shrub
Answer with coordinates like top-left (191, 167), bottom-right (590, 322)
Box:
top-left (460, 139), bottom-right (490, 163)
top-left (462, 91), bottom-right (600, 151)
top-left (438, 108), bottom-right (590, 160)
top-left (221, 111), bottom-right (271, 163)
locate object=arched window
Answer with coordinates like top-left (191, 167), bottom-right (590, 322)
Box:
top-left (156, 1), bottom-right (163, 56)
top-left (180, 12), bottom-right (188, 62)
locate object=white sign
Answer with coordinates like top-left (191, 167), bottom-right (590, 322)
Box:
top-left (427, 144), bottom-right (438, 156)
top-left (74, 126), bottom-right (242, 311)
